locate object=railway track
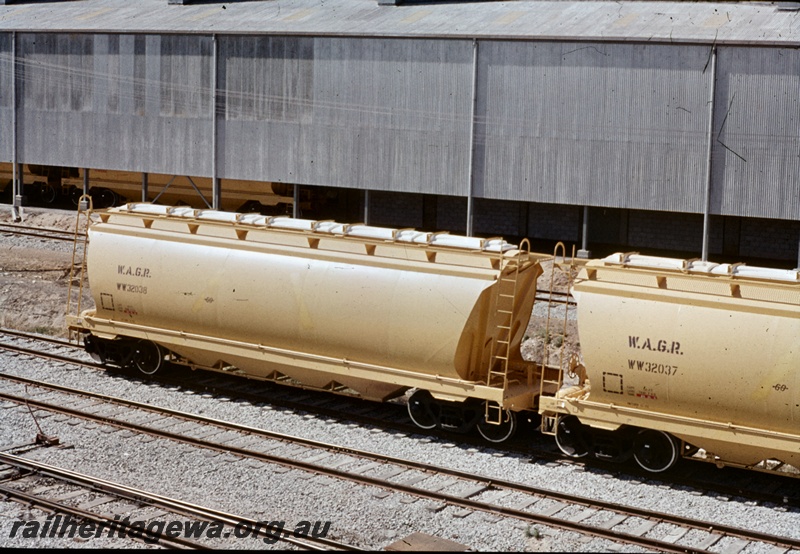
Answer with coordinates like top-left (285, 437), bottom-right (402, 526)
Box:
top-left (2, 328), bottom-right (799, 509)
top-left (0, 453), bottom-right (360, 550)
top-left (1, 360), bottom-right (799, 553)
top-left (0, 222), bottom-right (83, 243)
top-left (0, 329), bottom-right (800, 502)
top-left (533, 289), bottom-right (575, 306)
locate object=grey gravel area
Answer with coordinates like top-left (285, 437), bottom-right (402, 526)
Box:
top-left (0, 212), bottom-right (796, 550)
top-left (0, 211), bottom-right (82, 253)
top-left (1, 349), bottom-right (799, 551)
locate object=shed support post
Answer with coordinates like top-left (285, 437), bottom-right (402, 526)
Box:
top-left (142, 173), bottom-right (148, 203)
top-left (577, 206), bottom-right (591, 258)
top-left (701, 47), bottom-right (717, 262)
top-left (77, 168), bottom-right (89, 211)
top-left (363, 190), bottom-right (370, 225)
top-left (466, 38), bottom-right (478, 237)
top-left (211, 34), bottom-right (221, 211)
top-left (12, 164), bottom-right (21, 222)
top-left (293, 185), bottom-right (300, 218)
top-left (11, 32), bottom-right (21, 222)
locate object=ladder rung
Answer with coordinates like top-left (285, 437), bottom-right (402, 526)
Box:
top-left (495, 355), bottom-right (508, 360)
top-left (498, 309), bottom-right (512, 315)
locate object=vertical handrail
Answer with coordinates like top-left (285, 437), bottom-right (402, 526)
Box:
top-left (538, 242), bottom-right (576, 402)
top-left (66, 195), bottom-right (93, 343)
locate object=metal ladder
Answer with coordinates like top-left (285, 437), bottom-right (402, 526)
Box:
top-left (65, 195), bottom-right (93, 343)
top-left (484, 239), bottom-right (530, 424)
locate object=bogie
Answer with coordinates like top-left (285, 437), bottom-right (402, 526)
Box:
top-left (554, 416), bottom-right (682, 473)
top-left (406, 391), bottom-right (518, 443)
top-left (82, 334), bottom-right (165, 376)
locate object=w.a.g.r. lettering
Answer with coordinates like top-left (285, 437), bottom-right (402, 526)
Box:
top-left (628, 336), bottom-right (682, 355)
top-left (117, 265), bottom-right (151, 278)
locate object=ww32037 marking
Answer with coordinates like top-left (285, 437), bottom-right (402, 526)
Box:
top-left (628, 359), bottom-right (678, 375)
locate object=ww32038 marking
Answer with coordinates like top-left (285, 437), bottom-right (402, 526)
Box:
top-left (117, 283), bottom-right (147, 294)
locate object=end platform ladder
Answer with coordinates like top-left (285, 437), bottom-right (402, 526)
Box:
top-left (65, 195), bottom-right (93, 343)
top-left (484, 239), bottom-right (530, 424)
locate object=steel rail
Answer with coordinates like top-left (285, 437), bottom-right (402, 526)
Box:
top-left (0, 222), bottom-right (83, 242)
top-left (0, 453), bottom-right (359, 551)
top-left (0, 483), bottom-right (207, 549)
top-left (533, 290), bottom-right (576, 306)
top-left (2, 373), bottom-right (798, 553)
top-left (0, 328), bottom-right (76, 348)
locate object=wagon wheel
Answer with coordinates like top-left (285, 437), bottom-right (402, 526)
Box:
top-left (554, 415), bottom-right (590, 458)
top-left (95, 188), bottom-right (118, 208)
top-left (407, 390), bottom-right (437, 430)
top-left (69, 187), bottom-right (82, 206)
top-left (39, 184), bottom-right (58, 206)
top-left (476, 403), bottom-right (516, 443)
top-left (633, 429), bottom-right (680, 473)
top-left (132, 340), bottom-right (163, 375)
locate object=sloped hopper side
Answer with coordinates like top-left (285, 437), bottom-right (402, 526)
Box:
top-left (83, 216), bottom-right (535, 401)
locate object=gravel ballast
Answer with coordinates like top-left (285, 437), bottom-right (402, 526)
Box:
top-left (1, 348), bottom-right (798, 551)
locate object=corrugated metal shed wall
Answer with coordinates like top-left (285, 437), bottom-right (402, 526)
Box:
top-left (219, 36), bottom-right (473, 195)
top-left (0, 33), bottom-right (11, 162)
top-left (475, 41), bottom-right (712, 212)
top-left (17, 33), bottom-right (213, 176)
top-left (3, 28), bottom-right (799, 221)
top-left (712, 46), bottom-right (800, 221)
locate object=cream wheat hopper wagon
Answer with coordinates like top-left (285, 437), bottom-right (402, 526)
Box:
top-left (66, 202), bottom-right (550, 443)
top-left (67, 203), bottom-right (800, 476)
top-left (540, 254), bottom-right (800, 475)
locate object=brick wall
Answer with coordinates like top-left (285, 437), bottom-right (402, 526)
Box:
top-left (627, 211), bottom-right (714, 253)
top-left (527, 203), bottom-right (581, 242)
top-left (368, 191), bottom-right (424, 229)
top-left (472, 198), bottom-right (523, 237)
top-left (739, 217), bottom-right (800, 263)
top-left (436, 195), bottom-right (468, 234)
top-left (364, 191), bottom-right (799, 264)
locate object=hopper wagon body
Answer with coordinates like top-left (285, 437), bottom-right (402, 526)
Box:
top-left (540, 254), bottom-right (800, 473)
top-left (68, 203), bottom-right (544, 441)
